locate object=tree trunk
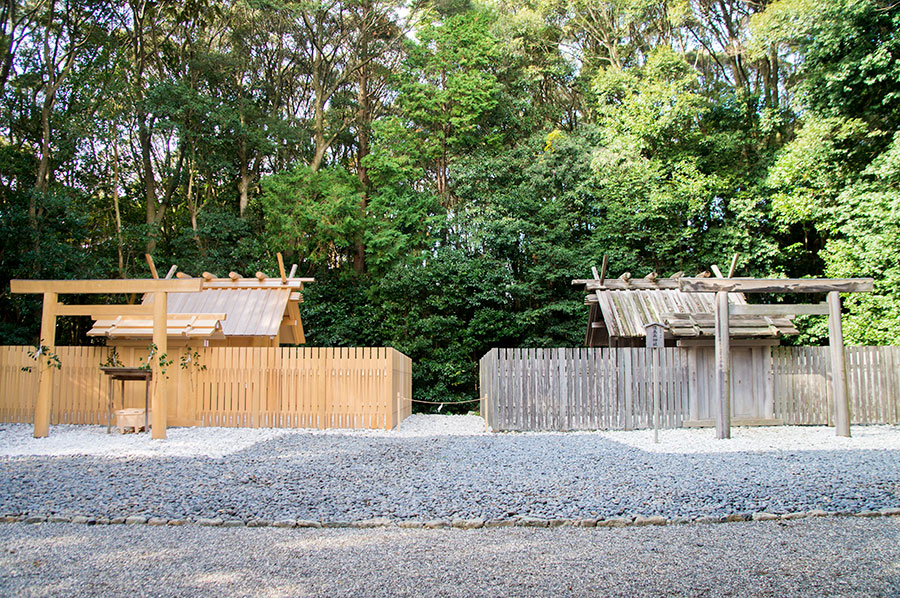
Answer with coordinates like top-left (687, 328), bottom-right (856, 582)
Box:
top-left (437, 67), bottom-right (449, 204)
top-left (34, 94), bottom-right (52, 193)
top-left (129, 0), bottom-right (160, 254)
top-left (311, 98), bottom-right (328, 172)
top-left (112, 140), bottom-right (125, 278)
top-left (186, 160), bottom-right (202, 251)
top-left (353, 12), bottom-right (372, 275)
top-left (310, 51), bottom-right (328, 172)
top-left (238, 136), bottom-right (250, 216)
top-left (0, 0), bottom-right (16, 97)
top-left (138, 109), bottom-right (159, 254)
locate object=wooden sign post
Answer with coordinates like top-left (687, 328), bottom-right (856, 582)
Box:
top-left (644, 323), bottom-right (667, 443)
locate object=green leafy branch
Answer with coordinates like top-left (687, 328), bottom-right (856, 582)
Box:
top-left (139, 343), bottom-right (173, 378)
top-left (21, 341), bottom-right (62, 373)
top-left (180, 346), bottom-right (207, 372)
top-left (101, 347), bottom-right (125, 368)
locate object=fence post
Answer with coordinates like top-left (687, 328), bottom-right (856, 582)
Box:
top-left (652, 347), bottom-right (660, 443)
top-left (714, 291), bottom-right (731, 439)
top-left (558, 349), bottom-right (569, 431)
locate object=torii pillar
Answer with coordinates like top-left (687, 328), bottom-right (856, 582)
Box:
top-left (827, 291), bottom-right (851, 437)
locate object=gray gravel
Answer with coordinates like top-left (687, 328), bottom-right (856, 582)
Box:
top-left (1, 518), bottom-right (899, 597)
top-left (1, 432), bottom-right (899, 522)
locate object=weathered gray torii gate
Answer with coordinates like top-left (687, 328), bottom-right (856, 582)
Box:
top-left (677, 277), bottom-right (875, 439)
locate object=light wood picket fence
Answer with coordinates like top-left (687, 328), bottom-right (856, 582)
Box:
top-left (480, 346), bottom-right (900, 431)
top-left (0, 346), bottom-right (412, 430)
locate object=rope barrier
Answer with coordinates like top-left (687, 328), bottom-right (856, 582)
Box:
top-left (410, 398), bottom-right (482, 405)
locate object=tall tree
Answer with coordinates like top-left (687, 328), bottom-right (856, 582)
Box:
top-left (297, 0), bottom-right (407, 172)
top-left (393, 8), bottom-right (505, 204)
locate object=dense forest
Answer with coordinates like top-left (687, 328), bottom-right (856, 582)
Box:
top-left (1, 0), bottom-right (898, 407)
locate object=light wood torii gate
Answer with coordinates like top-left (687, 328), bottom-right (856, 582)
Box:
top-left (9, 277), bottom-right (204, 439)
top-left (677, 277), bottom-right (875, 439)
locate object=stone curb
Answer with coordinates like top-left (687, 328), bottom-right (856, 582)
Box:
top-left (2, 509), bottom-right (898, 530)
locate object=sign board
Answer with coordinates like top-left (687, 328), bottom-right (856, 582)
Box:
top-left (644, 323), bottom-right (667, 348)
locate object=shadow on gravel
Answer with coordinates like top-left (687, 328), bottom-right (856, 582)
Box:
top-left (1, 433), bottom-right (899, 523)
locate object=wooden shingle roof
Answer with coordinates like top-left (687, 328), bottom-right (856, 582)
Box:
top-left (573, 268), bottom-right (802, 346)
top-left (589, 289), bottom-right (798, 339)
top-left (86, 258), bottom-right (313, 345)
top-left (165, 288), bottom-right (291, 337)
top-left (87, 314), bottom-right (226, 340)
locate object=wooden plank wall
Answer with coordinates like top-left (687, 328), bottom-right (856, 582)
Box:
top-left (685, 346), bottom-right (775, 422)
top-left (773, 346), bottom-right (900, 425)
top-left (482, 346), bottom-right (900, 431)
top-left (0, 346), bottom-right (39, 423)
top-left (0, 346), bottom-right (412, 430)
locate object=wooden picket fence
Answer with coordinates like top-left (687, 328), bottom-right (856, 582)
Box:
top-left (480, 346), bottom-right (900, 431)
top-left (0, 346), bottom-right (412, 430)
top-left (479, 348), bottom-right (689, 431)
top-left (773, 346), bottom-right (900, 426)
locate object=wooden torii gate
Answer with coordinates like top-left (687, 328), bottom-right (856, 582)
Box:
top-left (9, 277), bottom-right (204, 439)
top-left (677, 277), bottom-right (875, 439)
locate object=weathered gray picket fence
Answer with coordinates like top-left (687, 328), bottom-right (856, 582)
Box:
top-left (773, 346), bottom-right (900, 426)
top-left (479, 346), bottom-right (900, 431)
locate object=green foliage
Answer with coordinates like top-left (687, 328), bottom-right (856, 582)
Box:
top-left (372, 247), bottom-right (526, 406)
top-left (139, 343), bottom-right (173, 378)
top-left (0, 189), bottom-right (101, 344)
top-left (821, 133), bottom-right (900, 344)
top-left (752, 0), bottom-right (900, 133)
top-left (169, 205), bottom-right (271, 275)
top-left (101, 348), bottom-right (125, 368)
top-left (180, 347), bottom-right (207, 372)
top-left (1, 0), bottom-right (898, 409)
top-left (256, 165), bottom-right (364, 269)
top-left (21, 342), bottom-right (62, 373)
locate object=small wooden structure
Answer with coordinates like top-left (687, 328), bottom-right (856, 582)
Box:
top-left (88, 255), bottom-right (313, 348)
top-left (114, 408), bottom-right (152, 434)
top-left (573, 258), bottom-right (874, 438)
top-left (9, 254), bottom-right (314, 439)
top-left (678, 276), bottom-right (873, 438)
top-left (574, 263), bottom-right (798, 429)
top-left (101, 366), bottom-right (151, 433)
top-left (10, 277), bottom-right (203, 439)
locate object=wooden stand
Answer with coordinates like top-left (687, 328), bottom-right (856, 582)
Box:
top-left (115, 408), bottom-right (153, 434)
top-left (101, 367), bottom-right (152, 434)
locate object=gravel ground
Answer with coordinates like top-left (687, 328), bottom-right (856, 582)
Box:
top-left (1, 417), bottom-right (898, 523)
top-left (1, 518), bottom-right (898, 597)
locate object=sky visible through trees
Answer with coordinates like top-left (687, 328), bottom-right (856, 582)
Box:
top-left (1, 0), bottom-right (898, 407)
